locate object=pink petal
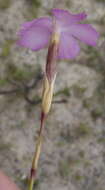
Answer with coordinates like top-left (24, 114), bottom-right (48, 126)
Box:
top-left (51, 9), bottom-right (87, 26)
top-left (17, 25), bottom-right (51, 51)
top-left (17, 17), bottom-right (52, 50)
top-left (68, 24), bottom-right (99, 46)
top-left (20, 17), bottom-right (52, 33)
top-left (58, 33), bottom-right (80, 59)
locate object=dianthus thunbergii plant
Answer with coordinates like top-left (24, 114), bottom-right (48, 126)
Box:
top-left (17, 9), bottom-right (99, 190)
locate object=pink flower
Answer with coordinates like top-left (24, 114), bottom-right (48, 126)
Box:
top-left (17, 9), bottom-right (99, 59)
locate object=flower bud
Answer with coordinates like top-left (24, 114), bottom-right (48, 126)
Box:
top-left (42, 28), bottom-right (60, 115)
top-left (46, 32), bottom-right (60, 82)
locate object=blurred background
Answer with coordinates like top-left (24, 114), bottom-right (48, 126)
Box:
top-left (0, 0), bottom-right (105, 190)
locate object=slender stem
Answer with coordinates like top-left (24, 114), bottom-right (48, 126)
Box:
top-left (28, 112), bottom-right (46, 190)
top-left (28, 27), bottom-right (59, 190)
top-left (28, 178), bottom-right (34, 190)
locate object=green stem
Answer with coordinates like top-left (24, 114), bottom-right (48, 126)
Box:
top-left (28, 112), bottom-right (45, 190)
top-left (28, 177), bottom-right (34, 190)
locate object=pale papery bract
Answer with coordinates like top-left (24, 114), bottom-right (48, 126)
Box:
top-left (17, 9), bottom-right (99, 59)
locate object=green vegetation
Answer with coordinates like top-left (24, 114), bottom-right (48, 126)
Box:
top-left (83, 98), bottom-right (92, 109)
top-left (55, 87), bottom-right (71, 97)
top-left (33, 179), bottom-right (40, 189)
top-left (96, 79), bottom-right (105, 102)
top-left (91, 108), bottom-right (103, 119)
top-left (83, 85), bottom-right (104, 119)
top-left (66, 0), bottom-right (72, 7)
top-left (75, 123), bottom-right (92, 137)
top-left (59, 157), bottom-right (82, 179)
top-left (84, 160), bottom-right (91, 167)
top-left (0, 142), bottom-right (11, 151)
top-left (54, 84), bottom-right (86, 100)
top-left (27, 0), bottom-right (41, 19)
top-left (97, 137), bottom-right (105, 143)
top-left (6, 63), bottom-right (35, 81)
top-left (78, 150), bottom-right (85, 158)
top-left (0, 0), bottom-right (11, 9)
top-left (84, 45), bottom-right (105, 75)
top-left (0, 79), bottom-right (8, 86)
top-left (32, 0), bottom-right (41, 8)
top-left (1, 40), bottom-right (13, 57)
top-left (74, 173), bottom-right (83, 181)
top-left (59, 160), bottom-right (71, 179)
top-left (85, 46), bottom-right (101, 61)
top-left (21, 177), bottom-right (40, 189)
top-left (71, 84), bottom-right (86, 97)
top-left (99, 14), bottom-right (105, 25)
top-left (56, 140), bottom-right (66, 147)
